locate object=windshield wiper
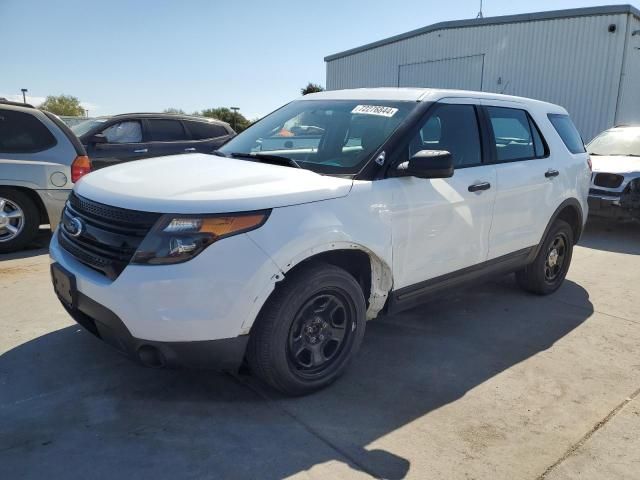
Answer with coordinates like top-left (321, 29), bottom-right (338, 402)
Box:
top-left (229, 152), bottom-right (302, 169)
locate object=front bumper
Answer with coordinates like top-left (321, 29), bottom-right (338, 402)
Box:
top-left (55, 286), bottom-right (248, 370)
top-left (588, 195), bottom-right (638, 221)
top-left (50, 228), bottom-right (282, 361)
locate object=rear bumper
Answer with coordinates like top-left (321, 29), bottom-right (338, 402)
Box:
top-left (36, 189), bottom-right (70, 230)
top-left (56, 288), bottom-right (249, 370)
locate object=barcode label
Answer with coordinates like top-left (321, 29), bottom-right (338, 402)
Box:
top-left (351, 105), bottom-right (399, 118)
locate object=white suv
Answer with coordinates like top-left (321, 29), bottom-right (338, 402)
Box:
top-left (49, 89), bottom-right (591, 395)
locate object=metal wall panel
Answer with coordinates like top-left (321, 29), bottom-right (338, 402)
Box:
top-left (616, 15), bottom-right (640, 128)
top-left (326, 13), bottom-right (632, 140)
top-left (398, 54), bottom-right (484, 90)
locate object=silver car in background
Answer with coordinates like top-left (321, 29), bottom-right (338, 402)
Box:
top-left (587, 125), bottom-right (640, 222)
top-left (0, 100), bottom-right (90, 253)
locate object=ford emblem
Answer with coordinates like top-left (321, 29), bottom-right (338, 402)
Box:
top-left (64, 216), bottom-right (84, 238)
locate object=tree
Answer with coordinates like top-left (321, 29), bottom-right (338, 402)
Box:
top-left (301, 82), bottom-right (324, 95)
top-left (39, 95), bottom-right (85, 116)
top-left (200, 107), bottom-right (250, 132)
top-left (163, 107), bottom-right (186, 114)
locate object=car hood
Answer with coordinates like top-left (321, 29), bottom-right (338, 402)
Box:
top-left (74, 153), bottom-right (353, 213)
top-left (591, 155), bottom-right (640, 175)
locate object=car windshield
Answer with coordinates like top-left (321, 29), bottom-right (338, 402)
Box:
top-left (71, 118), bottom-right (109, 137)
top-left (587, 128), bottom-right (640, 156)
top-left (217, 99), bottom-right (416, 174)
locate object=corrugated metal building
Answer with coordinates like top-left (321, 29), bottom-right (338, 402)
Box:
top-left (325, 5), bottom-right (640, 140)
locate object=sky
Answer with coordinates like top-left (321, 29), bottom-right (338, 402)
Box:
top-left (1, 0), bottom-right (636, 119)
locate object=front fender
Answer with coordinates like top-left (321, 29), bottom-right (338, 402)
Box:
top-left (246, 197), bottom-right (394, 322)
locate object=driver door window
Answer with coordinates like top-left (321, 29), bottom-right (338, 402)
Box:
top-left (409, 104), bottom-right (482, 168)
top-left (102, 121), bottom-right (143, 143)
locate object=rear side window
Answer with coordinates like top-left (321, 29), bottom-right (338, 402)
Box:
top-left (487, 107), bottom-right (547, 161)
top-left (185, 121), bottom-right (228, 140)
top-left (148, 119), bottom-right (187, 141)
top-left (0, 109), bottom-right (57, 153)
top-left (548, 114), bottom-right (586, 154)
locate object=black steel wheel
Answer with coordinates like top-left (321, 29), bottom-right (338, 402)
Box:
top-left (248, 262), bottom-right (366, 396)
top-left (517, 219), bottom-right (574, 295)
top-left (287, 291), bottom-right (356, 379)
top-left (543, 233), bottom-right (568, 283)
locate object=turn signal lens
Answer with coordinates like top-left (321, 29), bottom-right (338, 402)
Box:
top-left (71, 155), bottom-right (92, 183)
top-left (163, 214), bottom-right (267, 237)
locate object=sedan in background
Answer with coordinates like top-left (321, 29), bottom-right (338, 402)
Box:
top-left (72, 113), bottom-right (235, 169)
top-left (587, 125), bottom-right (640, 221)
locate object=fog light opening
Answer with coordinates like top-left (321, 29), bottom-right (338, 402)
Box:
top-left (137, 345), bottom-right (166, 368)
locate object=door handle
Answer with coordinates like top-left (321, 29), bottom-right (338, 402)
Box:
top-left (133, 148), bottom-right (148, 153)
top-left (545, 169), bottom-right (560, 178)
top-left (184, 147), bottom-right (197, 152)
top-left (468, 182), bottom-right (491, 192)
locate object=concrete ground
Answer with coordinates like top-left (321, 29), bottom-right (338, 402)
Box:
top-left (1, 220), bottom-right (639, 480)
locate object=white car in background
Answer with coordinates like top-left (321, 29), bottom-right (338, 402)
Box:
top-left (587, 125), bottom-right (640, 221)
top-left (49, 88), bottom-right (591, 395)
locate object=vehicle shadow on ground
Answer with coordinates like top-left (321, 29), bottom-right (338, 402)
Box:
top-left (581, 218), bottom-right (640, 255)
top-left (0, 230), bottom-right (51, 261)
top-left (0, 278), bottom-right (593, 479)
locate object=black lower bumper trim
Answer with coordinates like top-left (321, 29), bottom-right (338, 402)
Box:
top-left (58, 292), bottom-right (248, 371)
top-left (588, 197), bottom-right (638, 221)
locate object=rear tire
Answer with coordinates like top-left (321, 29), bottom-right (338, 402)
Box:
top-left (247, 262), bottom-right (366, 396)
top-left (516, 219), bottom-right (574, 295)
top-left (0, 189), bottom-right (40, 254)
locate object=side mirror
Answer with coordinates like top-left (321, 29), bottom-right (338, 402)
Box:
top-left (89, 133), bottom-right (107, 145)
top-left (396, 150), bottom-right (454, 179)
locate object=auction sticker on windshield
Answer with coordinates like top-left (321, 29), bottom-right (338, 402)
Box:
top-left (351, 105), bottom-right (399, 117)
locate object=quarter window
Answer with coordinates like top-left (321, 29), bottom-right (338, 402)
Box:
top-left (147, 119), bottom-right (187, 142)
top-left (487, 107), bottom-right (546, 162)
top-left (409, 104), bottom-right (482, 168)
top-left (548, 114), bottom-right (586, 154)
top-left (0, 109), bottom-right (57, 153)
top-left (186, 121), bottom-right (228, 140)
top-left (102, 121), bottom-right (142, 143)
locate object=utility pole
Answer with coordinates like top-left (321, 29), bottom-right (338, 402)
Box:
top-left (21, 88), bottom-right (28, 104)
top-left (230, 107), bottom-right (240, 131)
top-left (477, 0), bottom-right (484, 19)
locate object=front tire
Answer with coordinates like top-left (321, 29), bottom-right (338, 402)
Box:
top-left (247, 262), bottom-right (366, 396)
top-left (516, 219), bottom-right (574, 295)
top-left (0, 189), bottom-right (40, 254)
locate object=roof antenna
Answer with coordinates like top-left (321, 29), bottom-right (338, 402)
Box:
top-left (477, 0), bottom-right (484, 18)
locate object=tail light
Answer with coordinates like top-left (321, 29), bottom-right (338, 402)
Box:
top-left (71, 155), bottom-right (92, 183)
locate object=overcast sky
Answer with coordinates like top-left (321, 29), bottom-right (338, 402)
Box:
top-left (1, 0), bottom-right (634, 118)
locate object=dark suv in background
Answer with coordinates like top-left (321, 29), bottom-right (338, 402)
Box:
top-left (72, 113), bottom-right (235, 169)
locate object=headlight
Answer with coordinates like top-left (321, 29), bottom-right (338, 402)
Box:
top-left (131, 211), bottom-right (270, 265)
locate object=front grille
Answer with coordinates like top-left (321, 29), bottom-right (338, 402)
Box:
top-left (593, 173), bottom-right (624, 189)
top-left (59, 192), bottom-right (162, 280)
